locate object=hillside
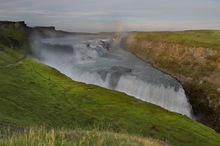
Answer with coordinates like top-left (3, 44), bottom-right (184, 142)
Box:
top-left (1, 22), bottom-right (220, 145)
top-left (121, 30), bottom-right (220, 133)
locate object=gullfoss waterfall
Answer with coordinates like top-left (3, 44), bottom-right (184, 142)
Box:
top-left (31, 35), bottom-right (193, 118)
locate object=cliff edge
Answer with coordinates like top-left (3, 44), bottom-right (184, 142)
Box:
top-left (121, 31), bottom-right (220, 132)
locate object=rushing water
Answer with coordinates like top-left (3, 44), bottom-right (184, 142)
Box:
top-left (32, 35), bottom-right (193, 118)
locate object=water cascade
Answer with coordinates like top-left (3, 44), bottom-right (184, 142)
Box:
top-left (32, 35), bottom-right (193, 118)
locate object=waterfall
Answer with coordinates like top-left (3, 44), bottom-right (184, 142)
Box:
top-left (115, 75), bottom-right (191, 117)
top-left (31, 35), bottom-right (193, 118)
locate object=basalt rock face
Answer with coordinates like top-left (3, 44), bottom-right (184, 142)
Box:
top-left (184, 83), bottom-right (219, 130)
top-left (33, 26), bottom-right (57, 37)
top-left (0, 21), bottom-right (63, 38)
top-left (31, 26), bottom-right (74, 38)
top-left (121, 33), bottom-right (220, 133)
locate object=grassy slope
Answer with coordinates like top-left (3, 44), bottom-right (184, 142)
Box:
top-left (1, 28), bottom-right (220, 145)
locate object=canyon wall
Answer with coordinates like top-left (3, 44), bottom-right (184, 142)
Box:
top-left (121, 33), bottom-right (220, 132)
top-left (0, 21), bottom-right (27, 30)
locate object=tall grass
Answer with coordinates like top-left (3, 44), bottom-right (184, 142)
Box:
top-left (0, 126), bottom-right (162, 146)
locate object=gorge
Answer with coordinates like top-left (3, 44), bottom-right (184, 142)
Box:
top-left (121, 31), bottom-right (220, 132)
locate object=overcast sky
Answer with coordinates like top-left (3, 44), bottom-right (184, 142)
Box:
top-left (0, 0), bottom-right (220, 32)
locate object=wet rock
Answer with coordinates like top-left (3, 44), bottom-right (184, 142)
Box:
top-left (100, 40), bottom-right (110, 50)
top-left (98, 70), bottom-right (108, 82)
top-left (110, 66), bottom-right (132, 73)
top-left (41, 43), bottom-right (74, 54)
top-left (109, 66), bottom-right (132, 89)
top-left (182, 81), bottom-right (220, 132)
top-left (98, 66), bottom-right (132, 89)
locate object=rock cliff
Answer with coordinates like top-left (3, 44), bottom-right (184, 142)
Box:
top-left (0, 21), bottom-right (27, 30)
top-left (121, 32), bottom-right (220, 132)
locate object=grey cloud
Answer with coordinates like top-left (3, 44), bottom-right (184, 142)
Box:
top-left (0, 0), bottom-right (220, 32)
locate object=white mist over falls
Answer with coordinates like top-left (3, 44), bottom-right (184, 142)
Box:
top-left (32, 35), bottom-right (193, 118)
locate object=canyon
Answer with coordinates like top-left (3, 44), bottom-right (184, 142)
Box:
top-left (121, 32), bottom-right (220, 132)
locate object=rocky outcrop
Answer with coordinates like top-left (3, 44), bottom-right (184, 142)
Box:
top-left (0, 21), bottom-right (30, 49)
top-left (34, 26), bottom-right (55, 31)
top-left (121, 33), bottom-right (220, 132)
top-left (0, 21), bottom-right (27, 30)
top-left (32, 26), bottom-right (58, 38)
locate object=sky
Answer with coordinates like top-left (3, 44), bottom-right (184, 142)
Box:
top-left (0, 0), bottom-right (220, 32)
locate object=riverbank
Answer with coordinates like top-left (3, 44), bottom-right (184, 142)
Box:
top-left (121, 31), bottom-right (220, 132)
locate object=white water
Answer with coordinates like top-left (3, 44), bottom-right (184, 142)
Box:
top-left (32, 35), bottom-right (193, 118)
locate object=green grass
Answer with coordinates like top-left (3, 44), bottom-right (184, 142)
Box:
top-left (135, 30), bottom-right (220, 49)
top-left (0, 126), bottom-right (162, 146)
top-left (0, 45), bottom-right (23, 66)
top-left (0, 56), bottom-right (220, 145)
